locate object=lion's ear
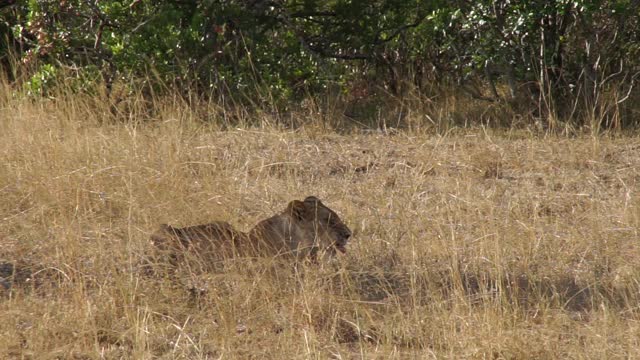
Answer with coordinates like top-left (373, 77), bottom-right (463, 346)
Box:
top-left (304, 196), bottom-right (322, 210)
top-left (303, 196), bottom-right (321, 205)
top-left (287, 200), bottom-right (307, 220)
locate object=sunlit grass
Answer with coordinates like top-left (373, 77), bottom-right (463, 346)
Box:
top-left (1, 83), bottom-right (639, 358)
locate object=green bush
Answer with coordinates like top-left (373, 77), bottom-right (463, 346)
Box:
top-left (1, 0), bottom-right (638, 127)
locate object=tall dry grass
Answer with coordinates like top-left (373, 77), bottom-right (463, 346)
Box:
top-left (1, 80), bottom-right (639, 359)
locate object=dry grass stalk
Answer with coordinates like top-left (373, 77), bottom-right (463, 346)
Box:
top-left (0, 82), bottom-right (639, 358)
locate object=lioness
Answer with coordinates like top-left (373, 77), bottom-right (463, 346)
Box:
top-left (151, 196), bottom-right (351, 261)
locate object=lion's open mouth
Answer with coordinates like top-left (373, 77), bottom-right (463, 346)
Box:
top-left (334, 243), bottom-right (347, 254)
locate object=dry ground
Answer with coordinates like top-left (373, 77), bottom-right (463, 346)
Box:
top-left (1, 97), bottom-right (639, 359)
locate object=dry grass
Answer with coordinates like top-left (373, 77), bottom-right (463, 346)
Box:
top-left (1, 88), bottom-right (639, 359)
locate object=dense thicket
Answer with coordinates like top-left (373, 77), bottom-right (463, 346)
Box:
top-left (1, 0), bottom-right (639, 127)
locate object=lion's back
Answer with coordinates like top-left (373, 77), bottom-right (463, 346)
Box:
top-left (151, 221), bottom-right (247, 256)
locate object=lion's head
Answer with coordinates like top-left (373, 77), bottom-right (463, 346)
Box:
top-left (280, 196), bottom-right (352, 258)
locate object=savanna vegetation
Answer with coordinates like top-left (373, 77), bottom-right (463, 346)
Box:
top-left (1, 1), bottom-right (639, 358)
top-left (2, 0), bottom-right (640, 130)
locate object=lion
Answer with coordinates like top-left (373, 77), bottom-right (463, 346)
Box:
top-left (151, 196), bottom-right (351, 262)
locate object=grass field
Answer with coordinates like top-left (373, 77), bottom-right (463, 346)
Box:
top-left (1, 92), bottom-right (639, 359)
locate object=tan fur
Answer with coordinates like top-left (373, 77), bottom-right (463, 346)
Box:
top-left (150, 221), bottom-right (248, 259)
top-left (151, 196), bottom-right (351, 261)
